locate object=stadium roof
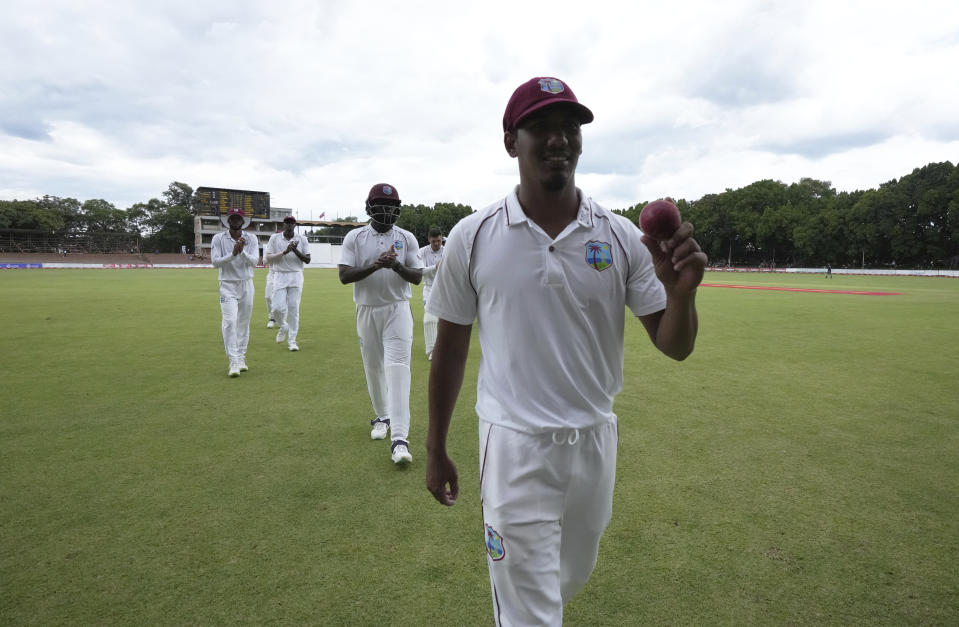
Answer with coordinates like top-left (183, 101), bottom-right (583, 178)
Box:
top-left (293, 220), bottom-right (367, 228)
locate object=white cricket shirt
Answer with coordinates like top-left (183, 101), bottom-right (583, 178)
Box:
top-left (418, 244), bottom-right (444, 302)
top-left (266, 232), bottom-right (310, 288)
top-left (340, 225), bottom-right (423, 306)
top-left (211, 230), bottom-right (258, 281)
top-left (426, 188), bottom-right (667, 433)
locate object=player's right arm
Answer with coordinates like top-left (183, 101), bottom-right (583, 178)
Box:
top-left (264, 234), bottom-right (284, 264)
top-left (421, 261), bottom-right (439, 281)
top-left (210, 234), bottom-right (231, 267)
top-left (426, 319), bottom-right (472, 507)
top-left (338, 264), bottom-right (381, 284)
top-left (337, 229), bottom-right (384, 284)
top-left (424, 218), bottom-right (479, 506)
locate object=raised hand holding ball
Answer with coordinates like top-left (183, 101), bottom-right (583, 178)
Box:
top-left (639, 198), bottom-right (682, 241)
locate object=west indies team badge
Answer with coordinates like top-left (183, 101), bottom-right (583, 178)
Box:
top-left (585, 240), bottom-right (612, 272)
top-left (485, 524), bottom-right (505, 561)
top-left (393, 239), bottom-right (404, 252)
top-left (538, 78), bottom-right (565, 94)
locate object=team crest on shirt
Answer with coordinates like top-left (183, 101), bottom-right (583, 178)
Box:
top-left (585, 240), bottom-right (613, 272)
top-left (393, 239), bottom-right (404, 252)
top-left (485, 524), bottom-right (505, 561)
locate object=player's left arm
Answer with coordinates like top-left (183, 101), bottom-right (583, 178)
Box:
top-left (291, 236), bottom-right (310, 264)
top-left (391, 260), bottom-right (422, 285)
top-left (265, 236), bottom-right (284, 264)
top-left (391, 234), bottom-right (423, 284)
top-left (638, 222), bottom-right (707, 361)
top-left (426, 318), bottom-right (472, 506)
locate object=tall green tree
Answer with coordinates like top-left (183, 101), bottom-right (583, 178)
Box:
top-left (78, 199), bottom-right (129, 233)
top-left (128, 186), bottom-right (194, 253)
top-left (395, 202), bottom-right (473, 245)
top-left (895, 162), bottom-right (956, 265)
top-left (164, 182), bottom-right (195, 214)
top-left (4, 196), bottom-right (83, 233)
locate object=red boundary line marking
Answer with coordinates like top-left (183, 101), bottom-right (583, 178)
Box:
top-left (701, 283), bottom-right (902, 296)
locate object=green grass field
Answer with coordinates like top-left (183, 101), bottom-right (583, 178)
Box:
top-left (1, 269), bottom-right (957, 625)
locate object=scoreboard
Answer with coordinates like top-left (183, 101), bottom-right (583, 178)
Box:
top-left (195, 187), bottom-right (270, 219)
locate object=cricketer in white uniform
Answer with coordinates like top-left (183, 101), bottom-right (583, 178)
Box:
top-left (417, 227), bottom-right (444, 360)
top-left (265, 215), bottom-right (311, 351)
top-left (339, 183), bottom-right (423, 465)
top-left (425, 77), bottom-right (707, 626)
top-left (210, 208), bottom-right (259, 377)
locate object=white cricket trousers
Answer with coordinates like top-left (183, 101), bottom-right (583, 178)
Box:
top-left (423, 310), bottom-right (438, 356)
top-left (480, 417), bottom-right (618, 627)
top-left (271, 285), bottom-right (302, 342)
top-left (265, 271), bottom-right (275, 319)
top-left (219, 278), bottom-right (254, 362)
top-left (356, 302), bottom-right (413, 441)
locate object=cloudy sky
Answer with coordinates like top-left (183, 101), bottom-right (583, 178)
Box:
top-left (2, 0), bottom-right (957, 219)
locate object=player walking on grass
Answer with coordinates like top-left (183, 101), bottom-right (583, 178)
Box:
top-left (211, 208), bottom-right (258, 377)
top-left (417, 227), bottom-right (444, 360)
top-left (265, 216), bottom-right (311, 351)
top-left (339, 184), bottom-right (423, 464)
top-left (425, 77), bottom-right (708, 625)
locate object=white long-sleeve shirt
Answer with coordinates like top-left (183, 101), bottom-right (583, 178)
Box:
top-left (418, 243), bottom-right (443, 303)
top-left (211, 230), bottom-right (258, 281)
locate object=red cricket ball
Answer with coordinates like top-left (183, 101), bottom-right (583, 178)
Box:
top-left (639, 199), bottom-right (682, 241)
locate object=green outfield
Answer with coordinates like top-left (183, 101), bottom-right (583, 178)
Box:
top-left (1, 269), bottom-right (957, 625)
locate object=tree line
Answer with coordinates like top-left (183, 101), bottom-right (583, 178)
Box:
top-left (2, 161), bottom-right (956, 267)
top-left (0, 182), bottom-right (195, 253)
top-left (615, 161), bottom-right (959, 268)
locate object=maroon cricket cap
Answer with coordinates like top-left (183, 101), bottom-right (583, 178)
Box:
top-left (283, 215), bottom-right (296, 224)
top-left (220, 208), bottom-right (251, 228)
top-left (366, 183), bottom-right (401, 205)
top-left (502, 77), bottom-right (594, 132)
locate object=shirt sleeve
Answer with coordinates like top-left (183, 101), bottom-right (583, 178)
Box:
top-left (339, 230), bottom-right (357, 267)
top-left (424, 221), bottom-right (476, 325)
top-left (264, 234), bottom-right (280, 257)
top-left (242, 233), bottom-right (258, 266)
top-left (623, 225), bottom-right (667, 317)
top-left (210, 234), bottom-right (231, 267)
top-left (405, 233), bottom-right (423, 269)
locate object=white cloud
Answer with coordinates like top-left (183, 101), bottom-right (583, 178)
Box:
top-left (1, 0), bottom-right (957, 217)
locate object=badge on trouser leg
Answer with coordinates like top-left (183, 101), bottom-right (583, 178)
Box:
top-left (485, 524), bottom-right (505, 560)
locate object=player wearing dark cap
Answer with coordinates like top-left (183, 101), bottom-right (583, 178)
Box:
top-left (265, 215), bottom-right (310, 351)
top-left (339, 184), bottom-right (423, 464)
top-left (211, 208), bottom-right (258, 377)
top-left (426, 77), bottom-right (707, 624)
